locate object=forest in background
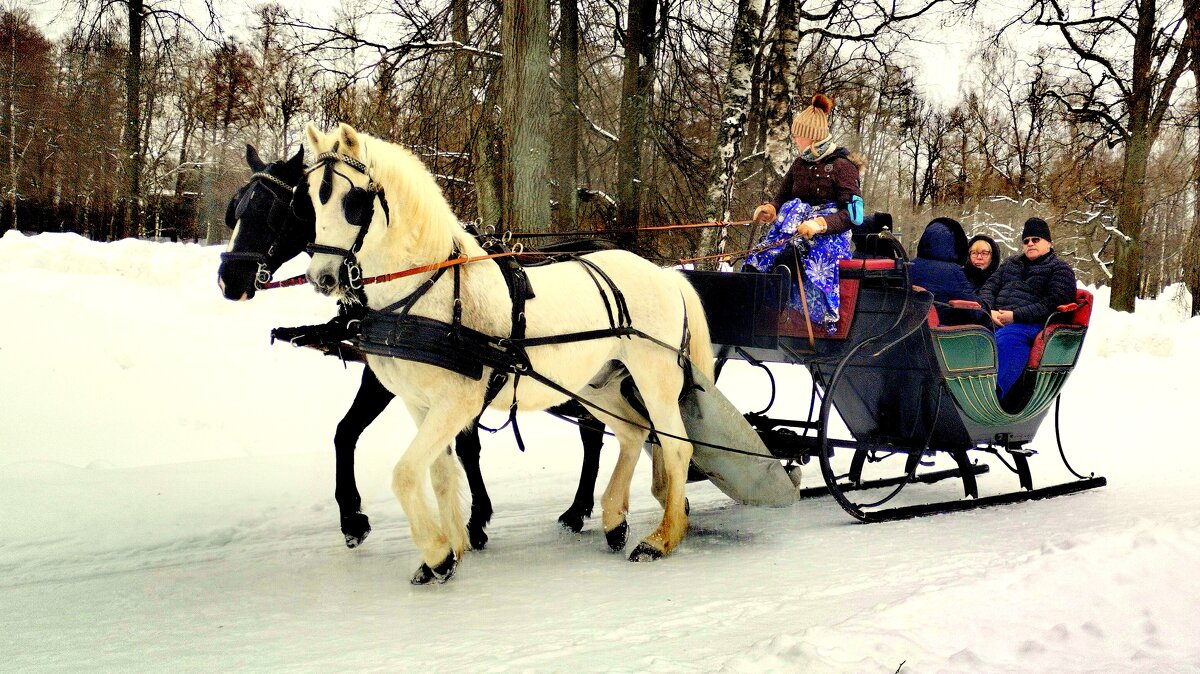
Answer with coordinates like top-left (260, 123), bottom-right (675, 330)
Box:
top-left (3, 0), bottom-right (1198, 313)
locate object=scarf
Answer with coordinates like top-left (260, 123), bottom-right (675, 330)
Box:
top-left (800, 134), bottom-right (837, 163)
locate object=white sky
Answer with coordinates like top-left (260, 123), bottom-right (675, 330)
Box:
top-left (22, 0), bottom-right (1039, 111)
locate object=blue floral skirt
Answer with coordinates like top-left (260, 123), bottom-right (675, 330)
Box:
top-left (744, 199), bottom-right (852, 330)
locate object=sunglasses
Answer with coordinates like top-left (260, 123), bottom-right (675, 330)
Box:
top-left (1022, 237), bottom-right (1043, 245)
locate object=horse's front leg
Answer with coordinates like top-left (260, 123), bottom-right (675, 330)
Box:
top-left (558, 413), bottom-right (605, 533)
top-left (394, 403), bottom-right (477, 585)
top-left (454, 425), bottom-right (493, 550)
top-left (334, 367), bottom-right (394, 548)
top-left (594, 418), bottom-right (649, 553)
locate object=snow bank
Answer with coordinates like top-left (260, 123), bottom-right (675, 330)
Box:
top-left (2, 231), bottom-right (1199, 673)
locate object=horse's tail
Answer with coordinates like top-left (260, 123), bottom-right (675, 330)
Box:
top-left (671, 271), bottom-right (715, 382)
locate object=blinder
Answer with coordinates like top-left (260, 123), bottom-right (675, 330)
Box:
top-left (221, 170), bottom-right (303, 290)
top-left (343, 186), bottom-right (375, 230)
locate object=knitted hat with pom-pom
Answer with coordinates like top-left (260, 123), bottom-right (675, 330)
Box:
top-left (791, 94), bottom-right (834, 141)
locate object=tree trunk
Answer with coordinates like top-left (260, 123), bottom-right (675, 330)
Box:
top-left (451, 0), bottom-right (502, 227)
top-left (474, 72), bottom-right (505, 230)
top-left (1185, 8), bottom-right (1200, 316)
top-left (500, 0), bottom-right (551, 235)
top-left (1109, 4), bottom-right (1159, 313)
top-left (123, 0), bottom-right (144, 239)
top-left (552, 0), bottom-right (581, 231)
top-left (701, 0), bottom-right (766, 264)
top-left (762, 0), bottom-right (798, 178)
top-left (615, 0), bottom-right (657, 250)
top-left (6, 16), bottom-right (17, 230)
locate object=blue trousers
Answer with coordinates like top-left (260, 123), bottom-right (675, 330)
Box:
top-left (995, 323), bottom-right (1044, 398)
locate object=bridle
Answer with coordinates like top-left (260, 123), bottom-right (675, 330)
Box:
top-left (220, 170), bottom-right (305, 290)
top-left (303, 148), bottom-right (391, 294)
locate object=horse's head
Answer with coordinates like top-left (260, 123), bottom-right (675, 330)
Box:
top-left (217, 144), bottom-right (313, 301)
top-left (302, 123), bottom-right (386, 297)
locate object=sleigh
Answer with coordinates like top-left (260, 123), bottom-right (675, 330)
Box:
top-left (681, 249), bottom-right (1105, 522)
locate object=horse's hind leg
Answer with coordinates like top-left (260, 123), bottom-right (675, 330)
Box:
top-left (625, 364), bottom-right (692, 561)
top-left (558, 412), bottom-right (605, 533)
top-left (454, 425), bottom-right (493, 549)
top-left (334, 367), bottom-right (394, 548)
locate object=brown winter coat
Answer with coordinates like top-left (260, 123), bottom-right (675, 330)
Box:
top-left (771, 147), bottom-right (865, 235)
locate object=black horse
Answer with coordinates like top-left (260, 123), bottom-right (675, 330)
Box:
top-left (217, 144), bottom-right (606, 550)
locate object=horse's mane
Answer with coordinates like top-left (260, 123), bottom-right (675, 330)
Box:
top-left (314, 125), bottom-right (477, 262)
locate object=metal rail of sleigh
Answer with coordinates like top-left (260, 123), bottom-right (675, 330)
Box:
top-left (681, 229), bottom-right (1106, 523)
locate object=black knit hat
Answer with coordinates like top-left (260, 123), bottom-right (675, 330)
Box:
top-left (1021, 217), bottom-right (1052, 242)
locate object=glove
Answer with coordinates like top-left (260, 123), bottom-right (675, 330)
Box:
top-left (796, 217), bottom-right (828, 239)
top-left (752, 203), bottom-right (777, 224)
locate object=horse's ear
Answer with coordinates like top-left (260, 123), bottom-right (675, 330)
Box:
top-left (304, 123), bottom-right (324, 152)
top-left (285, 146), bottom-right (304, 171)
top-left (337, 122), bottom-right (360, 153)
top-left (246, 144), bottom-right (267, 172)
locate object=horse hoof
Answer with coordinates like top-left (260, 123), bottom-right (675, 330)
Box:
top-left (341, 512), bottom-right (371, 549)
top-left (684, 498), bottom-right (690, 516)
top-left (410, 552), bottom-right (458, 585)
top-left (605, 521), bottom-right (629, 552)
top-left (558, 510), bottom-right (587, 534)
top-left (468, 526), bottom-right (489, 551)
top-left (628, 542), bottom-right (664, 562)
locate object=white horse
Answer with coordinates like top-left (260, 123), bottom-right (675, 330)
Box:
top-left (302, 122), bottom-right (714, 584)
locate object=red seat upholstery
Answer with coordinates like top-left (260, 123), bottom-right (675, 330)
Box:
top-left (839, 258), bottom-right (899, 272)
top-left (1027, 288), bottom-right (1092, 367)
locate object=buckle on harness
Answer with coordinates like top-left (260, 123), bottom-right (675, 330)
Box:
top-left (255, 263), bottom-right (271, 289)
top-left (346, 262), bottom-right (363, 290)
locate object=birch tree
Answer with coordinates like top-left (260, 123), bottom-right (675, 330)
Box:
top-left (699, 0), bottom-right (765, 265)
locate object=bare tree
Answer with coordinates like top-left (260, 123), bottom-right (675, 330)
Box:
top-left (1, 10), bottom-right (54, 230)
top-left (552, 0), bottom-right (582, 230)
top-left (501, 0), bottom-right (552, 234)
top-left (614, 0), bottom-right (658, 248)
top-left (1186, 7), bottom-right (1200, 315)
top-left (1013, 0), bottom-right (1199, 312)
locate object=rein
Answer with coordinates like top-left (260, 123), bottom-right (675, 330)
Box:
top-left (259, 250), bottom-right (521, 290)
top-left (504, 219), bottom-right (753, 238)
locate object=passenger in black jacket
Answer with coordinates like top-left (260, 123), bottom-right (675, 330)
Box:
top-left (965, 234), bottom-right (1000, 292)
top-left (909, 218), bottom-right (984, 326)
top-left (979, 218), bottom-right (1077, 398)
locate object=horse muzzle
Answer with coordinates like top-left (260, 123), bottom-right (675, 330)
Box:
top-left (309, 271), bottom-right (340, 296)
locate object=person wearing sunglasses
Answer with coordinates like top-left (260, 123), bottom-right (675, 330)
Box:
top-left (978, 217), bottom-right (1078, 399)
top-left (964, 234), bottom-right (1000, 292)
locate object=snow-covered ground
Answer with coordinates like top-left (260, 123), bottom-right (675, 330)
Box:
top-left (2, 230), bottom-right (1198, 673)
